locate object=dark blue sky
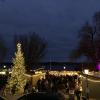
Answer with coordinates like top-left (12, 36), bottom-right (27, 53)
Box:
top-left (0, 0), bottom-right (100, 62)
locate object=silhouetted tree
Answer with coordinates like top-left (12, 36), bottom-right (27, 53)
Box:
top-left (14, 32), bottom-right (47, 70)
top-left (70, 12), bottom-right (100, 63)
top-left (0, 35), bottom-right (7, 62)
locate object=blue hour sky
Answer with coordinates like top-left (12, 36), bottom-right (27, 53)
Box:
top-left (0, 0), bottom-right (100, 62)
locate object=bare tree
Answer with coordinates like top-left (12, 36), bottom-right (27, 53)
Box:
top-left (14, 32), bottom-right (47, 70)
top-left (70, 12), bottom-right (100, 63)
top-left (0, 35), bottom-right (7, 62)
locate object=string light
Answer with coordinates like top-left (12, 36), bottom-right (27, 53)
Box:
top-left (4, 43), bottom-right (27, 95)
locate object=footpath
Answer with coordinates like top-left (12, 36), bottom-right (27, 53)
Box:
top-left (81, 72), bottom-right (100, 100)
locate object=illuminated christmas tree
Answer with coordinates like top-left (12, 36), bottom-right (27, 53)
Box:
top-left (5, 43), bottom-right (27, 95)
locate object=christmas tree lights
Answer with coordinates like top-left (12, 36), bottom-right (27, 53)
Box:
top-left (5, 43), bottom-right (27, 95)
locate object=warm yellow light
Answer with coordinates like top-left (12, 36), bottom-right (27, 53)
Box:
top-left (3, 65), bottom-right (6, 68)
top-left (35, 71), bottom-right (42, 74)
top-left (79, 75), bottom-right (82, 78)
top-left (17, 43), bottom-right (21, 48)
top-left (9, 71), bottom-right (12, 74)
top-left (4, 42), bottom-right (27, 95)
top-left (49, 71), bottom-right (78, 76)
top-left (0, 71), bottom-right (6, 75)
top-left (84, 69), bottom-right (89, 74)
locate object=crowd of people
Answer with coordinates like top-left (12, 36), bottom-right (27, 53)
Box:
top-left (35, 72), bottom-right (83, 100)
top-left (0, 71), bottom-right (84, 100)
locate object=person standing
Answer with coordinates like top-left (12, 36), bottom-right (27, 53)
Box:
top-left (68, 80), bottom-right (75, 100)
top-left (75, 82), bottom-right (81, 100)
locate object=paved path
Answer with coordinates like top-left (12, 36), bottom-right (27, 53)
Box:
top-left (81, 74), bottom-right (100, 100)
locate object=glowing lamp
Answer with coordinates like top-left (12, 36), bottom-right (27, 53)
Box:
top-left (63, 66), bottom-right (66, 70)
top-left (0, 71), bottom-right (6, 75)
top-left (3, 65), bottom-right (6, 68)
top-left (84, 69), bottom-right (89, 74)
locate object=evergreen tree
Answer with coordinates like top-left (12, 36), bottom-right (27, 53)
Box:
top-left (5, 43), bottom-right (27, 95)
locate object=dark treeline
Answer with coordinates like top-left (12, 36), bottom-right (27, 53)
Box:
top-left (0, 62), bottom-right (96, 71)
top-left (0, 32), bottom-right (47, 70)
top-left (70, 12), bottom-right (100, 64)
top-left (1, 12), bottom-right (100, 70)
top-left (14, 32), bottom-right (47, 70)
